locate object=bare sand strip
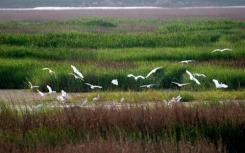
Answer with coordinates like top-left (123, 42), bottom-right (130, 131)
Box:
top-left (0, 7), bottom-right (245, 21)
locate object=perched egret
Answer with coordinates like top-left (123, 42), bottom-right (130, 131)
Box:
top-left (213, 79), bottom-right (228, 88)
top-left (145, 67), bottom-right (162, 78)
top-left (71, 65), bottom-right (84, 80)
top-left (140, 84), bottom-right (156, 88)
top-left (37, 90), bottom-right (46, 97)
top-left (179, 60), bottom-right (193, 64)
top-left (211, 48), bottom-right (232, 53)
top-left (57, 90), bottom-right (69, 102)
top-left (47, 85), bottom-right (56, 94)
top-left (93, 95), bottom-right (100, 102)
top-left (111, 79), bottom-right (119, 86)
top-left (57, 95), bottom-right (66, 102)
top-left (85, 83), bottom-right (102, 89)
top-left (127, 74), bottom-right (145, 81)
top-left (171, 82), bottom-right (190, 87)
top-left (120, 97), bottom-right (125, 103)
top-left (81, 97), bottom-right (88, 106)
top-left (28, 81), bottom-right (39, 89)
top-left (186, 70), bottom-right (200, 85)
top-left (193, 73), bottom-right (207, 78)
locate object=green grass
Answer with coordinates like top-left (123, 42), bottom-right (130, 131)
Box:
top-left (0, 18), bottom-right (244, 91)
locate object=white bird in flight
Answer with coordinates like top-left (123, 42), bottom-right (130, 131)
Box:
top-left (37, 89), bottom-right (46, 97)
top-left (211, 48), bottom-right (232, 53)
top-left (85, 83), bottom-right (102, 90)
top-left (171, 82), bottom-right (190, 87)
top-left (47, 85), bottom-right (56, 94)
top-left (179, 60), bottom-right (193, 64)
top-left (168, 95), bottom-right (182, 105)
top-left (111, 79), bottom-right (119, 86)
top-left (193, 73), bottom-right (207, 78)
top-left (28, 81), bottom-right (39, 89)
top-left (42, 68), bottom-right (56, 77)
top-left (127, 74), bottom-right (145, 81)
top-left (186, 70), bottom-right (200, 85)
top-left (213, 79), bottom-right (228, 88)
top-left (145, 67), bottom-right (162, 78)
top-left (140, 84), bottom-right (157, 88)
top-left (69, 73), bottom-right (83, 80)
top-left (71, 65), bottom-right (84, 80)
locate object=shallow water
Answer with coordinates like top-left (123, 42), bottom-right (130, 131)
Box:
top-left (0, 0), bottom-right (245, 8)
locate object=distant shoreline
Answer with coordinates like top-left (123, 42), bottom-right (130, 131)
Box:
top-left (0, 6), bottom-right (245, 21)
top-left (0, 6), bottom-right (245, 10)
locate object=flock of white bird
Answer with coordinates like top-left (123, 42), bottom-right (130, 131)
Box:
top-left (28, 48), bottom-right (231, 104)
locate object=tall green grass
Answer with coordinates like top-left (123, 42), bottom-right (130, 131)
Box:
top-left (0, 19), bottom-right (244, 91)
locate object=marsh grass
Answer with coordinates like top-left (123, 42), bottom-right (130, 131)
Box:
top-left (0, 103), bottom-right (244, 153)
top-left (0, 19), bottom-right (244, 91)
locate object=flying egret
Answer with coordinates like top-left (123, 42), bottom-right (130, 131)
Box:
top-left (171, 82), bottom-right (190, 87)
top-left (212, 79), bottom-right (228, 88)
top-left (71, 65), bottom-right (84, 80)
top-left (47, 85), bottom-right (56, 94)
top-left (193, 73), bottom-right (207, 78)
top-left (168, 95), bottom-right (182, 105)
top-left (145, 67), bottom-right (162, 78)
top-left (140, 84), bottom-right (157, 88)
top-left (28, 81), bottom-right (39, 89)
top-left (127, 74), bottom-right (145, 81)
top-left (85, 83), bottom-right (102, 90)
top-left (179, 60), bottom-right (193, 64)
top-left (37, 90), bottom-right (46, 97)
top-left (42, 68), bottom-right (56, 77)
top-left (111, 79), bottom-right (119, 86)
top-left (69, 73), bottom-right (83, 80)
top-left (211, 48), bottom-right (232, 53)
top-left (186, 70), bottom-right (200, 85)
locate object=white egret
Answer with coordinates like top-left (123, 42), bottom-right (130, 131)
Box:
top-left (186, 70), bottom-right (200, 85)
top-left (42, 68), bottom-right (56, 77)
top-left (71, 65), bottom-right (84, 80)
top-left (28, 81), bottom-right (39, 89)
top-left (127, 74), bottom-right (145, 81)
top-left (212, 79), bottom-right (228, 88)
top-left (111, 79), bottom-right (119, 86)
top-left (179, 60), bottom-right (193, 64)
top-left (120, 97), bottom-right (125, 103)
top-left (193, 73), bottom-right (207, 78)
top-left (47, 85), bottom-right (56, 94)
top-left (37, 89), bottom-right (46, 97)
top-left (145, 67), bottom-right (162, 78)
top-left (211, 48), bottom-right (232, 53)
top-left (81, 97), bottom-right (88, 106)
top-left (168, 95), bottom-right (182, 105)
top-left (57, 90), bottom-right (69, 102)
top-left (93, 95), bottom-right (100, 102)
top-left (85, 83), bottom-right (102, 90)
top-left (140, 84), bottom-right (156, 88)
top-left (171, 82), bottom-right (190, 87)
top-left (69, 73), bottom-right (83, 80)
